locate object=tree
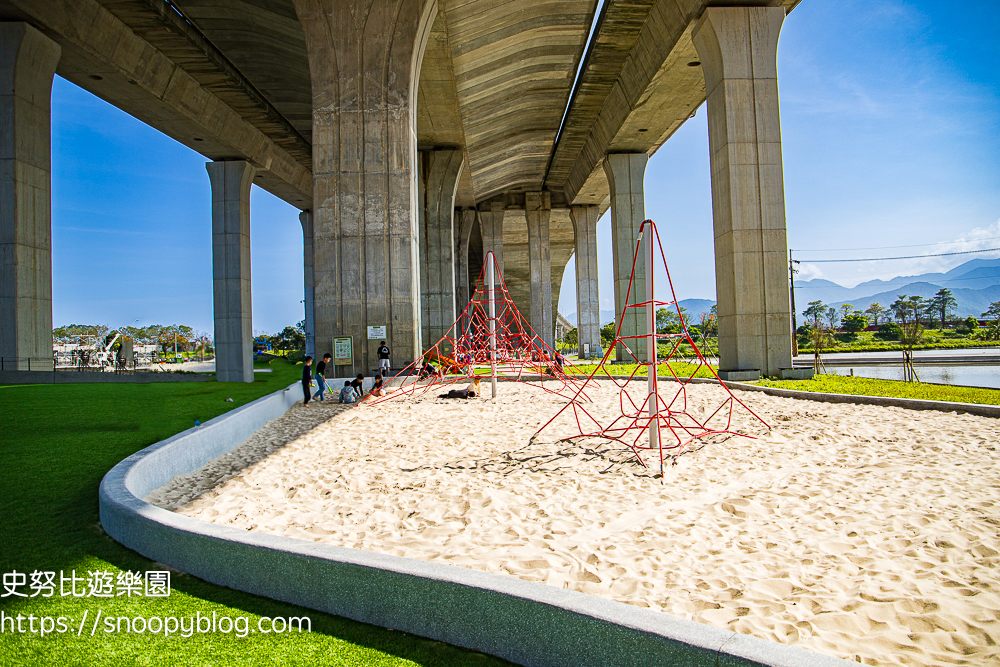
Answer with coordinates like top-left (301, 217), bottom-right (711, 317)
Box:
top-left (864, 303), bottom-right (886, 327)
top-left (964, 316), bottom-right (979, 331)
top-left (563, 327), bottom-right (578, 347)
top-left (600, 321), bottom-right (616, 349)
top-left (698, 310), bottom-right (717, 337)
top-left (927, 288), bottom-right (957, 328)
top-left (889, 295), bottom-right (925, 381)
top-left (803, 300), bottom-right (828, 327)
top-left (841, 312), bottom-right (869, 334)
top-left (984, 301), bottom-right (1000, 326)
top-left (655, 306), bottom-right (688, 334)
top-left (269, 324), bottom-right (305, 351)
top-left (826, 306), bottom-right (838, 329)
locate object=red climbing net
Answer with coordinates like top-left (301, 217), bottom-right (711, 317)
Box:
top-left (533, 219), bottom-right (769, 477)
top-left (365, 251), bottom-right (591, 405)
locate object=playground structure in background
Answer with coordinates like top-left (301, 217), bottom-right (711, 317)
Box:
top-left (533, 219), bottom-right (769, 479)
top-left (366, 251), bottom-right (591, 405)
top-left (54, 328), bottom-right (158, 372)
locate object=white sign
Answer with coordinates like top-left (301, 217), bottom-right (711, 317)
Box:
top-left (367, 326), bottom-right (387, 340)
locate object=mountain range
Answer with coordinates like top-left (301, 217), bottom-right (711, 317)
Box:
top-left (561, 258), bottom-right (1000, 325)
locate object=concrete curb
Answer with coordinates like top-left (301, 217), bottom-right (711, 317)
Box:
top-left (99, 382), bottom-right (851, 667)
top-left (595, 374), bottom-right (1000, 418)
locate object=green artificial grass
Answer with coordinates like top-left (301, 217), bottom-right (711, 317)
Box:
top-left (756, 374), bottom-right (1000, 406)
top-left (0, 359), bottom-right (509, 666)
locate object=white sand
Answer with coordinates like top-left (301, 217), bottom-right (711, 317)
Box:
top-left (147, 382), bottom-right (1000, 666)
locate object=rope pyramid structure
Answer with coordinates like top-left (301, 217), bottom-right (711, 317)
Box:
top-left (366, 252), bottom-right (590, 405)
top-left (533, 219), bottom-right (769, 478)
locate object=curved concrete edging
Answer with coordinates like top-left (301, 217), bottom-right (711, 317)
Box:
top-left (98, 381), bottom-right (851, 667)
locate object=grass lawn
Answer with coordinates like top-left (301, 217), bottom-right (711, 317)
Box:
top-left (797, 329), bottom-right (998, 354)
top-left (756, 374), bottom-right (1000, 406)
top-left (0, 358), bottom-right (508, 666)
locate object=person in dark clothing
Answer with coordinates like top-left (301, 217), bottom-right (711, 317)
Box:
top-left (313, 353), bottom-right (331, 401)
top-left (370, 374), bottom-right (385, 397)
top-left (301, 356), bottom-right (314, 406)
top-left (351, 373), bottom-right (365, 397)
top-left (377, 341), bottom-right (391, 376)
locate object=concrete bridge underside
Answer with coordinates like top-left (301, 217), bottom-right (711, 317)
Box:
top-left (0, 0), bottom-right (799, 378)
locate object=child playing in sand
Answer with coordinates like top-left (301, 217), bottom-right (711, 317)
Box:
top-left (438, 377), bottom-right (481, 399)
top-left (338, 381), bottom-right (357, 404)
top-left (301, 356), bottom-right (314, 406)
top-left (370, 374), bottom-right (385, 397)
top-left (351, 373), bottom-right (365, 397)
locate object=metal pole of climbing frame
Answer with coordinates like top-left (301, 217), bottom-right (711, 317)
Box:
top-left (643, 226), bottom-right (661, 477)
top-left (488, 252), bottom-right (498, 400)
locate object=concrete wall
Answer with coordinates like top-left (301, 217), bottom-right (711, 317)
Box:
top-left (300, 210), bottom-right (315, 358)
top-left (571, 205), bottom-right (602, 358)
top-left (99, 380), bottom-right (851, 667)
top-left (0, 23), bottom-right (59, 372)
top-left (295, 0), bottom-right (437, 374)
top-left (526, 192), bottom-right (554, 346)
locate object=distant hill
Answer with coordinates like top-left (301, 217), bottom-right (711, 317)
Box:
top-left (796, 258), bottom-right (1000, 307)
top-left (831, 283), bottom-right (1000, 319)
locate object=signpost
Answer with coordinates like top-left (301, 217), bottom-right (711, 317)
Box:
top-left (333, 336), bottom-right (353, 375)
top-left (366, 326), bottom-right (386, 340)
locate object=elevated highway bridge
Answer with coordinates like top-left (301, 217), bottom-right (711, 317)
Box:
top-left (0, 0), bottom-right (799, 380)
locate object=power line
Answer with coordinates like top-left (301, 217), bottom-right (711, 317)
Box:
top-left (800, 247), bottom-right (1000, 264)
top-left (792, 235), bottom-right (1000, 253)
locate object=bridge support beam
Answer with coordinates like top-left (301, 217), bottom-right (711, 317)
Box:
top-left (205, 160), bottom-right (254, 382)
top-left (570, 206), bottom-right (601, 360)
top-left (0, 24), bottom-right (59, 371)
top-left (299, 210), bottom-right (315, 358)
top-left (603, 153), bottom-right (649, 362)
top-left (294, 0), bottom-right (436, 372)
top-left (526, 192), bottom-right (553, 348)
top-left (694, 6), bottom-right (792, 378)
top-left (208, 160), bottom-right (255, 383)
top-left (418, 149), bottom-right (464, 351)
top-left (455, 208), bottom-right (476, 316)
top-left (478, 196), bottom-right (505, 276)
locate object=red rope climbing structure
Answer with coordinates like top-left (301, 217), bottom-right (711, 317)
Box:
top-left (366, 251), bottom-right (591, 405)
top-left (532, 219), bottom-right (769, 478)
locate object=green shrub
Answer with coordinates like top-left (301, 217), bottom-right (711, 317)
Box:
top-left (875, 323), bottom-right (902, 341)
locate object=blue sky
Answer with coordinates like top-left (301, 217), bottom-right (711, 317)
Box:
top-left (50, 0), bottom-right (999, 333)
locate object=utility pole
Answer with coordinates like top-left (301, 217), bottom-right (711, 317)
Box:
top-left (789, 250), bottom-right (800, 357)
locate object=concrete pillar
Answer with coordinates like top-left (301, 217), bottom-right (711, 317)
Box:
top-left (455, 207), bottom-right (476, 315)
top-left (603, 153), bottom-right (649, 362)
top-left (207, 160), bottom-right (255, 383)
top-left (0, 24), bottom-right (59, 371)
top-left (299, 209), bottom-right (315, 358)
top-left (525, 192), bottom-right (553, 347)
top-left (693, 7), bottom-right (792, 378)
top-left (418, 149), bottom-right (464, 351)
top-left (293, 0), bottom-right (436, 372)
top-left (570, 205), bottom-right (601, 360)
top-left (478, 196), bottom-right (505, 279)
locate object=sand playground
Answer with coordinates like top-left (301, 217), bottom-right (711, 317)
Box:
top-left (147, 380), bottom-right (1000, 666)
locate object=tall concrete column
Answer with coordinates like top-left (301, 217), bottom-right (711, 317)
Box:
top-left (0, 24), bottom-right (60, 371)
top-left (455, 208), bottom-right (476, 314)
top-left (693, 7), bottom-right (792, 378)
top-left (418, 149), bottom-right (464, 351)
top-left (207, 160), bottom-right (255, 383)
top-left (570, 205), bottom-right (601, 359)
top-left (603, 153), bottom-right (649, 362)
top-left (478, 196), bottom-right (505, 279)
top-left (525, 192), bottom-right (553, 347)
top-left (299, 209), bottom-right (315, 358)
top-left (293, 0), bottom-right (436, 372)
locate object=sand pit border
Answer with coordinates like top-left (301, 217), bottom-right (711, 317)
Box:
top-left (99, 381), bottom-right (852, 667)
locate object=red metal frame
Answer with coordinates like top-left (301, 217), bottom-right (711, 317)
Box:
top-left (533, 219), bottom-right (769, 477)
top-left (366, 251), bottom-right (591, 405)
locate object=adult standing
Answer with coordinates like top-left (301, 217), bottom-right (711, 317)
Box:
top-left (301, 356), bottom-right (314, 406)
top-left (377, 341), bottom-right (391, 376)
top-left (313, 353), bottom-right (331, 401)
